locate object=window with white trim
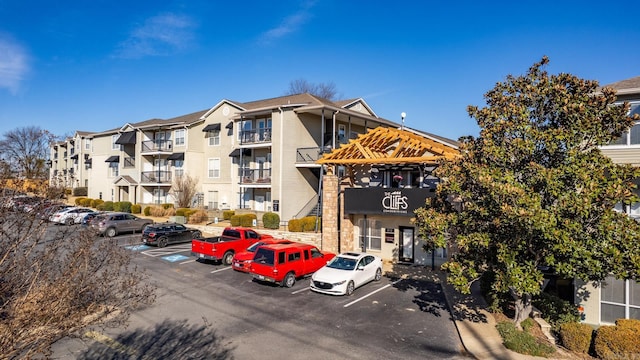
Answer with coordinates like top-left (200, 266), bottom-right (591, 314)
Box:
top-left (609, 103), bottom-right (640, 145)
top-left (358, 218), bottom-right (382, 251)
top-left (84, 138), bottom-right (91, 150)
top-left (174, 129), bottom-right (185, 146)
top-left (174, 159), bottom-right (184, 177)
top-left (600, 275), bottom-right (640, 323)
top-left (109, 162), bottom-right (119, 177)
top-left (208, 158), bottom-right (220, 178)
top-left (111, 135), bottom-right (121, 150)
top-left (208, 130), bottom-right (220, 146)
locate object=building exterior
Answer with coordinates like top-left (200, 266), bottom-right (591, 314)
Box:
top-left (49, 93), bottom-right (403, 222)
top-left (576, 76), bottom-right (640, 326)
top-left (318, 127), bottom-right (459, 267)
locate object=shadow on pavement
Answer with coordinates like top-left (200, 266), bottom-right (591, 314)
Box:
top-left (77, 319), bottom-right (234, 360)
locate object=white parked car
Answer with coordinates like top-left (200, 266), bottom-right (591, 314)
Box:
top-left (310, 252), bottom-right (383, 296)
top-left (49, 207), bottom-right (95, 225)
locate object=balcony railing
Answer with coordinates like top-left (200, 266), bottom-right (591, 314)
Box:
top-left (141, 171), bottom-right (172, 184)
top-left (296, 147), bottom-right (328, 163)
top-left (239, 168), bottom-right (271, 184)
top-left (240, 128), bottom-right (272, 145)
top-left (141, 140), bottom-right (173, 153)
top-left (123, 157), bottom-right (135, 168)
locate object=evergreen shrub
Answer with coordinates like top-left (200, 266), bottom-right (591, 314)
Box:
top-left (262, 212), bottom-right (280, 229)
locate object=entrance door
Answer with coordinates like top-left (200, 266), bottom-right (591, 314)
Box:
top-left (399, 227), bottom-right (414, 263)
top-left (255, 195), bottom-right (265, 211)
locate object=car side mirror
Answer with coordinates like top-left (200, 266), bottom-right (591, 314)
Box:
top-left (357, 265), bottom-right (364, 271)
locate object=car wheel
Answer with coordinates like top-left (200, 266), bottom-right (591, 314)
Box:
top-left (158, 237), bottom-right (168, 248)
top-left (65, 217), bottom-right (74, 226)
top-left (374, 268), bottom-right (382, 281)
top-left (105, 227), bottom-right (117, 237)
top-left (223, 251), bottom-right (234, 266)
top-left (283, 272), bottom-right (296, 288)
top-left (193, 230), bottom-right (202, 239)
top-left (346, 281), bottom-right (355, 296)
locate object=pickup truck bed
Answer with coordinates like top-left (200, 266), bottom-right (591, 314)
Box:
top-left (191, 227), bottom-right (273, 265)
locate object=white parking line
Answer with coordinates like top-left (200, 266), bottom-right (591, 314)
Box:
top-left (141, 245), bottom-right (192, 257)
top-left (291, 287), bottom-right (309, 294)
top-left (211, 267), bottom-right (231, 274)
top-left (343, 279), bottom-right (403, 308)
top-left (180, 259), bottom-right (196, 265)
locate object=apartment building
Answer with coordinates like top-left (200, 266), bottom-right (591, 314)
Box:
top-left (575, 75), bottom-right (640, 325)
top-left (49, 93), bottom-right (402, 222)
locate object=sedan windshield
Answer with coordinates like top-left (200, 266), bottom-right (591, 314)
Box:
top-left (327, 256), bottom-right (357, 270)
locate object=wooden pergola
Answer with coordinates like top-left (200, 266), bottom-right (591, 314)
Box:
top-left (317, 127), bottom-right (459, 166)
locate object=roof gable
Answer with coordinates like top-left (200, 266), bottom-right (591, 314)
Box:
top-left (318, 127), bottom-right (459, 165)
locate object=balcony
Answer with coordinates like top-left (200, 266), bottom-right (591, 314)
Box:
top-left (296, 147), bottom-right (327, 167)
top-left (123, 157), bottom-right (135, 168)
top-left (141, 140), bottom-right (173, 154)
top-left (140, 171), bottom-right (172, 184)
top-left (239, 168), bottom-right (271, 185)
top-left (240, 128), bottom-right (271, 145)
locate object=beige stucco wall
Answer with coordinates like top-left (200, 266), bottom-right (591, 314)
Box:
top-left (274, 110), bottom-right (321, 221)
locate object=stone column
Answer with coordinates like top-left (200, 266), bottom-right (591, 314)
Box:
top-left (321, 167), bottom-right (339, 254)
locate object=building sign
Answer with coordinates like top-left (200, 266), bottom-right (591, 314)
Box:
top-left (344, 188), bottom-right (435, 216)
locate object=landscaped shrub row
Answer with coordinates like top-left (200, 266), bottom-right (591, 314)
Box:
top-left (558, 322), bottom-right (593, 354)
top-left (593, 319), bottom-right (640, 359)
top-left (175, 207), bottom-right (208, 223)
top-left (230, 214), bottom-right (257, 227)
top-left (288, 216), bottom-right (321, 232)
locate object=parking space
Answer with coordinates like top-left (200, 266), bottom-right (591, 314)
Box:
top-left (50, 231), bottom-right (467, 359)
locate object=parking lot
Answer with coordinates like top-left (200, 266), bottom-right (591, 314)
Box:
top-left (53, 230), bottom-right (470, 359)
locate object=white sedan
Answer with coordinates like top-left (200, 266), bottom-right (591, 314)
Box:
top-left (310, 252), bottom-right (383, 296)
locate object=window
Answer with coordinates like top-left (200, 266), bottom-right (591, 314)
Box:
top-left (338, 124), bottom-right (346, 144)
top-left (358, 219), bottom-right (382, 251)
top-left (600, 275), bottom-right (640, 323)
top-left (174, 129), bottom-right (185, 146)
top-left (208, 190), bottom-right (218, 209)
top-left (84, 138), bottom-right (91, 150)
top-left (208, 130), bottom-right (220, 146)
top-left (111, 134), bottom-right (121, 150)
top-left (608, 103), bottom-right (640, 146)
top-left (109, 162), bottom-right (119, 177)
top-left (208, 158), bottom-right (220, 178)
top-left (311, 248), bottom-right (323, 258)
top-left (288, 252), bottom-right (301, 262)
top-left (277, 251), bottom-right (285, 264)
top-left (174, 159), bottom-right (184, 177)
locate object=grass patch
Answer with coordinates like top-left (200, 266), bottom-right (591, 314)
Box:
top-left (496, 320), bottom-right (556, 358)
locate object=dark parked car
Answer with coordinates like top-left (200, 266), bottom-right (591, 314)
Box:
top-left (142, 223), bottom-right (202, 247)
top-left (90, 212), bottom-right (153, 237)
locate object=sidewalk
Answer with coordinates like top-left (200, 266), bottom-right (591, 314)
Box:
top-left (390, 264), bottom-right (572, 360)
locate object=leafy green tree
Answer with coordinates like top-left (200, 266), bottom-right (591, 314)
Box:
top-left (415, 57), bottom-right (640, 327)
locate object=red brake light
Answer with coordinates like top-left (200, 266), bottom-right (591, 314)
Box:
top-left (148, 232), bottom-right (156, 238)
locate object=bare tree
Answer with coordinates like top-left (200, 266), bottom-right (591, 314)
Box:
top-left (169, 173), bottom-right (199, 208)
top-left (0, 126), bottom-right (55, 180)
top-left (0, 208), bottom-right (156, 358)
top-left (286, 79), bottom-right (339, 100)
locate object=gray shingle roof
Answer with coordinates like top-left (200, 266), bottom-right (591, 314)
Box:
top-left (602, 76), bottom-right (640, 91)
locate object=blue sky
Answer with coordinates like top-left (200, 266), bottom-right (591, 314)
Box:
top-left (0, 0), bottom-right (638, 141)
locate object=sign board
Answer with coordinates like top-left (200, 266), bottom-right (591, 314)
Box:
top-left (344, 187), bottom-right (435, 217)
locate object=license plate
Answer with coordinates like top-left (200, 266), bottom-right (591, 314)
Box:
top-left (233, 263), bottom-right (240, 267)
top-left (257, 275), bottom-right (264, 280)
top-left (199, 254), bottom-right (204, 258)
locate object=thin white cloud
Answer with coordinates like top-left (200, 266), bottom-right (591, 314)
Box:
top-left (0, 34), bottom-right (29, 95)
top-left (258, 0), bottom-right (316, 45)
top-left (113, 13), bottom-right (196, 59)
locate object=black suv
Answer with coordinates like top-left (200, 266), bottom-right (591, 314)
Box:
top-left (142, 223), bottom-right (202, 247)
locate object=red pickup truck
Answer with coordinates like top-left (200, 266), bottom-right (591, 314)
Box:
top-left (250, 242), bottom-right (335, 288)
top-left (191, 227), bottom-right (273, 265)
